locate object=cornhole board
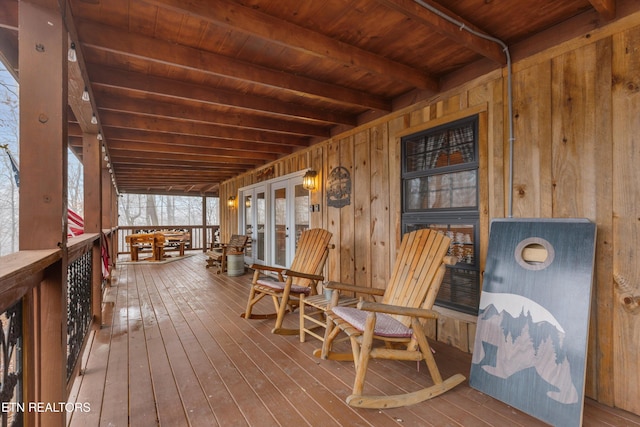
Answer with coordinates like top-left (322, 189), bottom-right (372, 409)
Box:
top-left (470, 218), bottom-right (597, 427)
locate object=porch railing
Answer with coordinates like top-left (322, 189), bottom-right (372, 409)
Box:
top-left (0, 232), bottom-right (104, 426)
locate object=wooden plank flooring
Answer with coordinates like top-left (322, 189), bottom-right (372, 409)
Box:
top-left (67, 253), bottom-right (640, 426)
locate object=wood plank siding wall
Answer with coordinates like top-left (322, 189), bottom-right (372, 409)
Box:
top-left (220, 15), bottom-right (640, 414)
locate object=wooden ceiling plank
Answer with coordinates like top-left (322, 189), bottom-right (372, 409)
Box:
top-left (95, 92), bottom-right (331, 138)
top-left (109, 152), bottom-right (264, 166)
top-left (104, 134), bottom-right (295, 155)
top-left (144, 0), bottom-right (439, 90)
top-left (101, 130), bottom-right (293, 154)
top-left (106, 140), bottom-right (280, 161)
top-left (89, 65), bottom-right (357, 126)
top-left (76, 20), bottom-right (391, 111)
top-left (116, 177), bottom-right (225, 183)
top-left (0, 1), bottom-right (18, 31)
top-left (98, 111), bottom-right (309, 146)
top-left (68, 52), bottom-right (99, 133)
top-left (0, 28), bottom-right (19, 77)
top-left (588, 0), bottom-right (616, 20)
top-left (103, 136), bottom-right (294, 155)
top-left (377, 0), bottom-right (506, 64)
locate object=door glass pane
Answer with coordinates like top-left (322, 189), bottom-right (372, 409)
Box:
top-left (244, 195), bottom-right (252, 258)
top-left (274, 187), bottom-right (287, 266)
top-left (294, 184), bottom-right (310, 249)
top-left (256, 191), bottom-right (265, 262)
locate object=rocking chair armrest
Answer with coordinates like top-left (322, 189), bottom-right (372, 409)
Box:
top-left (443, 255), bottom-right (458, 266)
top-left (357, 301), bottom-right (439, 320)
top-left (250, 264), bottom-right (285, 274)
top-left (282, 269), bottom-right (324, 281)
top-left (325, 281), bottom-right (386, 297)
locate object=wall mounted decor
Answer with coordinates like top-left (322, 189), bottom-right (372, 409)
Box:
top-left (326, 166), bottom-right (351, 208)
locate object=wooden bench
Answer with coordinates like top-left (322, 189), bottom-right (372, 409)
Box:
top-left (205, 234), bottom-right (249, 273)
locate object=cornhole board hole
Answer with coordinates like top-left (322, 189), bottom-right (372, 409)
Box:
top-left (470, 218), bottom-right (597, 427)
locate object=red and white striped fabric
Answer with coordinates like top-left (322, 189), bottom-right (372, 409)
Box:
top-left (67, 208), bottom-right (84, 237)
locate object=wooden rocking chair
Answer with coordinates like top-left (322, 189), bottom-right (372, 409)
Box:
top-left (241, 228), bottom-right (332, 335)
top-left (205, 234), bottom-right (249, 273)
top-left (315, 228), bottom-right (465, 409)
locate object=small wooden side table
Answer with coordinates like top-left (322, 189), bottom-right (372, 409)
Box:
top-left (299, 292), bottom-right (358, 343)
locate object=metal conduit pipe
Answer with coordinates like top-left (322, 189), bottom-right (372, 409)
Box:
top-left (413, 0), bottom-right (515, 217)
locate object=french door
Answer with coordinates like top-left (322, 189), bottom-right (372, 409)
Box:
top-left (270, 177), bottom-right (309, 268)
top-left (241, 186), bottom-right (266, 266)
top-left (239, 171), bottom-right (309, 267)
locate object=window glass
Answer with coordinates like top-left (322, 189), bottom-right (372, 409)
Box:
top-left (401, 115), bottom-right (480, 315)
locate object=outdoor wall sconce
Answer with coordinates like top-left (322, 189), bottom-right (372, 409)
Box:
top-left (227, 196), bottom-right (236, 208)
top-left (302, 169), bottom-right (318, 191)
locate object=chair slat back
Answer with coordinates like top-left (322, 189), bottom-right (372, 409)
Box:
top-left (227, 234), bottom-right (249, 252)
top-left (288, 228), bottom-right (332, 287)
top-left (381, 229), bottom-right (452, 325)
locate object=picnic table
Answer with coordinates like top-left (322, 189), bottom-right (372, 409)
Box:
top-left (125, 231), bottom-right (190, 261)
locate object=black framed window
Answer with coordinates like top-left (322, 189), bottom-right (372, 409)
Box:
top-left (401, 115), bottom-right (480, 314)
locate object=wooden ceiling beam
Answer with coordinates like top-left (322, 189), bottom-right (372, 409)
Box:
top-left (119, 188), bottom-right (218, 197)
top-left (76, 20), bottom-right (391, 112)
top-left (114, 163), bottom-right (245, 172)
top-left (98, 111), bottom-right (311, 146)
top-left (0, 1), bottom-right (19, 74)
top-left (108, 137), bottom-right (292, 156)
top-left (115, 180), bottom-right (223, 187)
top-left (377, 0), bottom-right (506, 64)
top-left (115, 175), bottom-right (226, 183)
top-left (106, 140), bottom-right (280, 161)
top-left (0, 1), bottom-right (17, 31)
top-left (94, 92), bottom-right (331, 138)
top-left (116, 164), bottom-right (242, 176)
top-left (88, 65), bottom-right (357, 126)
top-left (72, 132), bottom-right (295, 154)
top-left (0, 28), bottom-right (18, 77)
top-left (68, 54), bottom-right (99, 134)
top-left (144, 0), bottom-right (438, 91)
top-left (588, 0), bottom-right (616, 20)
top-left (108, 152), bottom-right (264, 167)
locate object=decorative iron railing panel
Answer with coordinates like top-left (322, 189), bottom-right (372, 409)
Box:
top-left (0, 301), bottom-right (22, 427)
top-left (67, 251), bottom-right (92, 382)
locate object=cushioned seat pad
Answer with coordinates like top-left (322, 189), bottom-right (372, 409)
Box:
top-left (332, 306), bottom-right (412, 338)
top-left (256, 278), bottom-right (311, 296)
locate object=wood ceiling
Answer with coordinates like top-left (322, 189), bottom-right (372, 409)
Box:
top-left (0, 0), bottom-right (626, 196)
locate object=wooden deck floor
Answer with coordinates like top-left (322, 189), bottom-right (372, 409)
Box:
top-left (67, 253), bottom-right (640, 427)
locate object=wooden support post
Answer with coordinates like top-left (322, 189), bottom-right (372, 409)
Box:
top-left (111, 186), bottom-right (118, 268)
top-left (202, 196), bottom-right (208, 251)
top-left (83, 133), bottom-right (103, 325)
top-left (19, 1), bottom-right (67, 425)
top-left (101, 168), bottom-right (113, 272)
